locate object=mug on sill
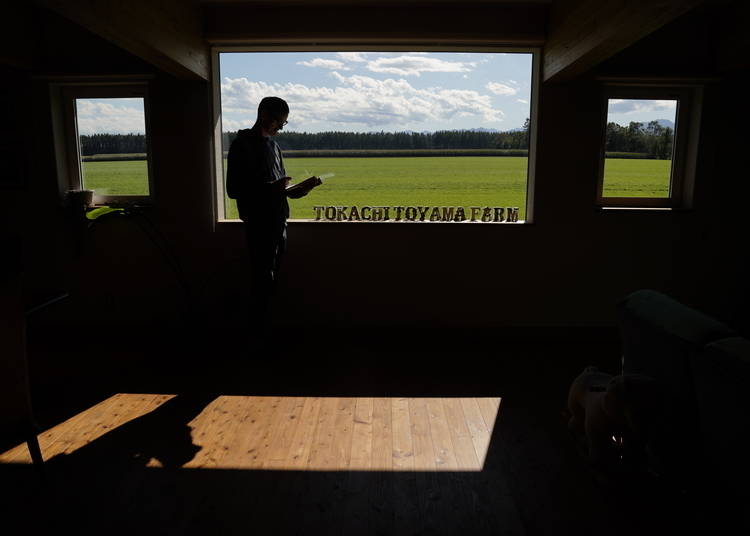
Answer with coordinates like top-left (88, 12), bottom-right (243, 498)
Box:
top-left (66, 189), bottom-right (95, 209)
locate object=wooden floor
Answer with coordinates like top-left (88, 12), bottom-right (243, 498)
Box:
top-left (1, 394), bottom-right (522, 535)
top-left (1, 394), bottom-right (501, 472)
top-left (0, 327), bottom-right (732, 535)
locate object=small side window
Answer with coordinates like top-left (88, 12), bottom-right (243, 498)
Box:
top-left (597, 83), bottom-right (702, 209)
top-left (57, 84), bottom-right (153, 205)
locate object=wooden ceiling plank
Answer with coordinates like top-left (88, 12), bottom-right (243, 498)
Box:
top-left (544, 0), bottom-right (706, 82)
top-left (35, 0), bottom-right (210, 81)
top-left (202, 3), bottom-right (547, 46)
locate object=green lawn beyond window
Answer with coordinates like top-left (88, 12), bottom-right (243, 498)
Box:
top-left (230, 156), bottom-right (529, 220)
top-left (82, 160), bottom-right (150, 196)
top-left (602, 158), bottom-right (671, 198)
top-left (79, 156), bottom-right (672, 219)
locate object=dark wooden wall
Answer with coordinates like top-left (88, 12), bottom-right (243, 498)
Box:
top-left (3, 2), bottom-right (748, 340)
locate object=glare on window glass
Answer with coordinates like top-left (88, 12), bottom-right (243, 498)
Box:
top-left (218, 51), bottom-right (534, 222)
top-left (76, 98), bottom-right (149, 196)
top-left (602, 98), bottom-right (677, 198)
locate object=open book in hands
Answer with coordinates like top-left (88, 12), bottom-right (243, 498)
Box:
top-left (286, 176), bottom-right (323, 199)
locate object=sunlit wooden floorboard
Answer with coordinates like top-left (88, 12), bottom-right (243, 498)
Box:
top-left (0, 393), bottom-right (175, 463)
top-left (1, 394), bottom-right (501, 471)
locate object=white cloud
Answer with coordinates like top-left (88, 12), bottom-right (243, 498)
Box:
top-left (336, 52), bottom-right (367, 63)
top-left (297, 58), bottom-right (348, 70)
top-left (516, 98), bottom-right (529, 104)
top-left (486, 82), bottom-right (518, 96)
top-left (608, 99), bottom-right (677, 115)
top-left (220, 74), bottom-right (504, 130)
top-left (221, 117), bottom-right (256, 132)
top-left (76, 99), bottom-right (145, 135)
top-left (366, 55), bottom-right (475, 77)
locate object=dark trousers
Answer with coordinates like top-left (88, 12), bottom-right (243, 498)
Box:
top-left (244, 221), bottom-right (286, 345)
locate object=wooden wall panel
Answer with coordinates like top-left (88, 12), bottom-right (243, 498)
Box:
top-left (544, 0), bottom-right (706, 82)
top-left (36, 0), bottom-right (210, 80)
top-left (203, 3), bottom-right (546, 46)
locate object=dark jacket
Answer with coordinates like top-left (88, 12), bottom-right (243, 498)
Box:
top-left (226, 126), bottom-right (289, 228)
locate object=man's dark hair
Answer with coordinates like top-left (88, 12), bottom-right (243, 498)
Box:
top-left (258, 96), bottom-right (289, 118)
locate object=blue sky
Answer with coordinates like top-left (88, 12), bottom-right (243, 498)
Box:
top-left (219, 51), bottom-right (534, 133)
top-left (76, 98), bottom-right (145, 135)
top-left (73, 54), bottom-right (678, 136)
top-left (607, 98), bottom-right (677, 128)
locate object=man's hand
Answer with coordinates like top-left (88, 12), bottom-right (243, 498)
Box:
top-left (272, 176), bottom-right (292, 191)
top-left (286, 176), bottom-right (322, 199)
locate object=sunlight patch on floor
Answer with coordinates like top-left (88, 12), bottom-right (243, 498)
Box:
top-left (0, 393), bottom-right (176, 464)
top-left (1, 394), bottom-right (501, 472)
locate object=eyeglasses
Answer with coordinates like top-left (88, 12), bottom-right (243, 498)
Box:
top-left (276, 119), bottom-right (288, 127)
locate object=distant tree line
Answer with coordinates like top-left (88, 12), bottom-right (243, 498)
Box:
top-left (605, 121), bottom-right (674, 159)
top-left (274, 129), bottom-right (529, 151)
top-left (223, 119), bottom-right (532, 151)
top-left (80, 129), bottom-right (531, 155)
top-left (79, 119), bottom-right (673, 159)
top-left (79, 133), bottom-right (146, 155)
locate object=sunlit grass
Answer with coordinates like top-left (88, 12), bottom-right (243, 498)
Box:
top-left (78, 156), bottom-right (672, 217)
top-left (602, 158), bottom-right (671, 198)
top-left (82, 160), bottom-right (150, 196)
top-left (227, 156), bottom-right (530, 220)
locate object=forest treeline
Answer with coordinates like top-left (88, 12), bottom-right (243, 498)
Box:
top-left (224, 126), bottom-right (531, 151)
top-left (79, 119), bottom-right (674, 158)
top-left (605, 121), bottom-right (674, 159)
top-left (79, 133), bottom-right (146, 155)
top-left (78, 125), bottom-right (532, 155)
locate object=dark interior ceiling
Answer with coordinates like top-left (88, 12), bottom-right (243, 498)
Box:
top-left (195, 0), bottom-right (555, 3)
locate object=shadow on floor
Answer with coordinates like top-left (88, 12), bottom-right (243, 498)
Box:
top-left (2, 326), bottom-right (738, 535)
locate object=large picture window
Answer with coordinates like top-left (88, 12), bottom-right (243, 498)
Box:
top-left (213, 49), bottom-right (538, 223)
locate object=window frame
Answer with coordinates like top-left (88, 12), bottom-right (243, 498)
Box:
top-left (55, 82), bottom-right (155, 206)
top-left (596, 81), bottom-right (703, 209)
top-left (210, 45), bottom-right (540, 224)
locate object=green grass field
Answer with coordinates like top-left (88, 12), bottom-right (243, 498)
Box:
top-left (80, 156), bottom-right (672, 219)
top-left (602, 158), bottom-right (671, 197)
top-left (82, 160), bottom-right (150, 196)
top-left (251, 156), bottom-right (529, 220)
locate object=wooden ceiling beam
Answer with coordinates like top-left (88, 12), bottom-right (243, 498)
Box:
top-left (203, 3), bottom-right (546, 46)
top-left (544, 0), bottom-right (706, 83)
top-left (35, 0), bottom-right (209, 81)
top-left (1, 4), bottom-right (35, 69)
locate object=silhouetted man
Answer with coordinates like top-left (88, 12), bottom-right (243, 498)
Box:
top-left (226, 96), bottom-right (320, 350)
